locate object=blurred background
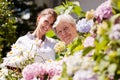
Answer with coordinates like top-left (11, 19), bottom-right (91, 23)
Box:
top-left (0, 0), bottom-right (105, 60)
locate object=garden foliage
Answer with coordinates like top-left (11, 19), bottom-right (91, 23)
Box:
top-left (0, 0), bottom-right (120, 80)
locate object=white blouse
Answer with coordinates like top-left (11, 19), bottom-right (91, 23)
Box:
top-left (1, 32), bottom-right (58, 68)
top-left (14, 32), bottom-right (57, 62)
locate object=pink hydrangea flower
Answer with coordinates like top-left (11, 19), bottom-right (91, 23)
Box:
top-left (22, 62), bottom-right (62, 80)
top-left (83, 36), bottom-right (95, 56)
top-left (94, 0), bottom-right (113, 23)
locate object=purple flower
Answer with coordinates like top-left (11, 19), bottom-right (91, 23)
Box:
top-left (22, 62), bottom-right (62, 80)
top-left (76, 18), bottom-right (93, 33)
top-left (22, 63), bottom-right (46, 80)
top-left (94, 0), bottom-right (113, 23)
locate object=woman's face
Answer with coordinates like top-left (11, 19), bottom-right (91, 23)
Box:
top-left (37, 14), bottom-right (55, 35)
top-left (55, 21), bottom-right (77, 44)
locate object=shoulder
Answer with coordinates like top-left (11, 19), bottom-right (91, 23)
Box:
top-left (45, 37), bottom-right (59, 48)
top-left (15, 34), bottom-right (30, 44)
top-left (17, 35), bottom-right (27, 40)
top-left (46, 36), bottom-right (58, 43)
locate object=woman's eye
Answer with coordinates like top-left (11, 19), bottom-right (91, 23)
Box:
top-left (50, 23), bottom-right (53, 26)
top-left (44, 20), bottom-right (49, 24)
top-left (64, 27), bottom-right (69, 31)
top-left (57, 31), bottom-right (62, 35)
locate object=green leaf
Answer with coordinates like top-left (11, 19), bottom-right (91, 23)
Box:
top-left (46, 30), bottom-right (56, 38)
top-left (64, 6), bottom-right (73, 14)
top-left (67, 37), bottom-right (83, 54)
top-left (54, 5), bottom-right (66, 15)
top-left (54, 0), bottom-right (85, 18)
top-left (60, 62), bottom-right (72, 80)
top-left (82, 46), bottom-right (94, 56)
top-left (111, 0), bottom-right (120, 13)
top-left (95, 36), bottom-right (109, 51)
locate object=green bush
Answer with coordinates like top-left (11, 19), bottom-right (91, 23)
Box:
top-left (0, 0), bottom-right (17, 60)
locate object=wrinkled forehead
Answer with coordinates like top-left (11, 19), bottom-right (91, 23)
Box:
top-left (53, 18), bottom-right (67, 29)
top-left (53, 14), bottom-right (75, 29)
top-left (55, 20), bottom-right (66, 28)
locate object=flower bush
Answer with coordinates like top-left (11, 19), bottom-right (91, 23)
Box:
top-left (0, 0), bottom-right (17, 59)
top-left (50, 55), bottom-right (97, 80)
top-left (0, 43), bottom-right (46, 80)
top-left (54, 0), bottom-right (120, 80)
top-left (1, 44), bottom-right (36, 68)
top-left (0, 50), bottom-right (33, 79)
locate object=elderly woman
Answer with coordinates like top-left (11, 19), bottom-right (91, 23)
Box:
top-left (53, 14), bottom-right (78, 45)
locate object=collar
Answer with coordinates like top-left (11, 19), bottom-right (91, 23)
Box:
top-left (27, 32), bottom-right (46, 41)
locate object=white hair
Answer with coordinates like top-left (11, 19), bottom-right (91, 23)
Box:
top-left (53, 14), bottom-right (76, 28)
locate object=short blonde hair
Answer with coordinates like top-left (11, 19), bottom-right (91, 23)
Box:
top-left (53, 14), bottom-right (76, 29)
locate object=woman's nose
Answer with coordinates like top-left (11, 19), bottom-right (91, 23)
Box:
top-left (60, 30), bottom-right (67, 36)
top-left (45, 24), bottom-right (51, 31)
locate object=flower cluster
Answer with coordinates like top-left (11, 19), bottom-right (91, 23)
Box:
top-left (1, 44), bottom-right (36, 68)
top-left (53, 55), bottom-right (97, 80)
top-left (22, 61), bottom-right (62, 80)
top-left (94, 0), bottom-right (113, 23)
top-left (0, 67), bottom-right (8, 79)
top-left (0, 43), bottom-right (42, 80)
top-left (83, 36), bottom-right (95, 47)
top-left (54, 41), bottom-right (66, 53)
top-left (73, 69), bottom-right (97, 80)
top-left (86, 9), bottom-right (95, 20)
top-left (76, 18), bottom-right (94, 33)
top-left (109, 24), bottom-right (120, 40)
top-left (64, 55), bottom-right (95, 76)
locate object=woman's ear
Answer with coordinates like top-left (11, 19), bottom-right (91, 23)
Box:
top-left (36, 15), bottom-right (41, 26)
top-left (37, 15), bottom-right (41, 22)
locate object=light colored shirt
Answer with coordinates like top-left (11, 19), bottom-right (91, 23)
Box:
top-left (2, 32), bottom-right (57, 68)
top-left (15, 32), bottom-right (57, 62)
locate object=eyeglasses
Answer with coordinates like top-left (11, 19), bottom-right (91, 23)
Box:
top-left (56, 26), bottom-right (70, 36)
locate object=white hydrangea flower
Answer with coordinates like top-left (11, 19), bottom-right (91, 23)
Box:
top-left (63, 55), bottom-right (96, 77)
top-left (7, 44), bottom-right (26, 57)
top-left (73, 69), bottom-right (98, 80)
top-left (2, 45), bottom-right (37, 68)
top-left (0, 67), bottom-right (8, 80)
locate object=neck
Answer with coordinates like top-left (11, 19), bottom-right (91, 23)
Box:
top-left (32, 30), bottom-right (45, 41)
top-left (69, 34), bottom-right (79, 44)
